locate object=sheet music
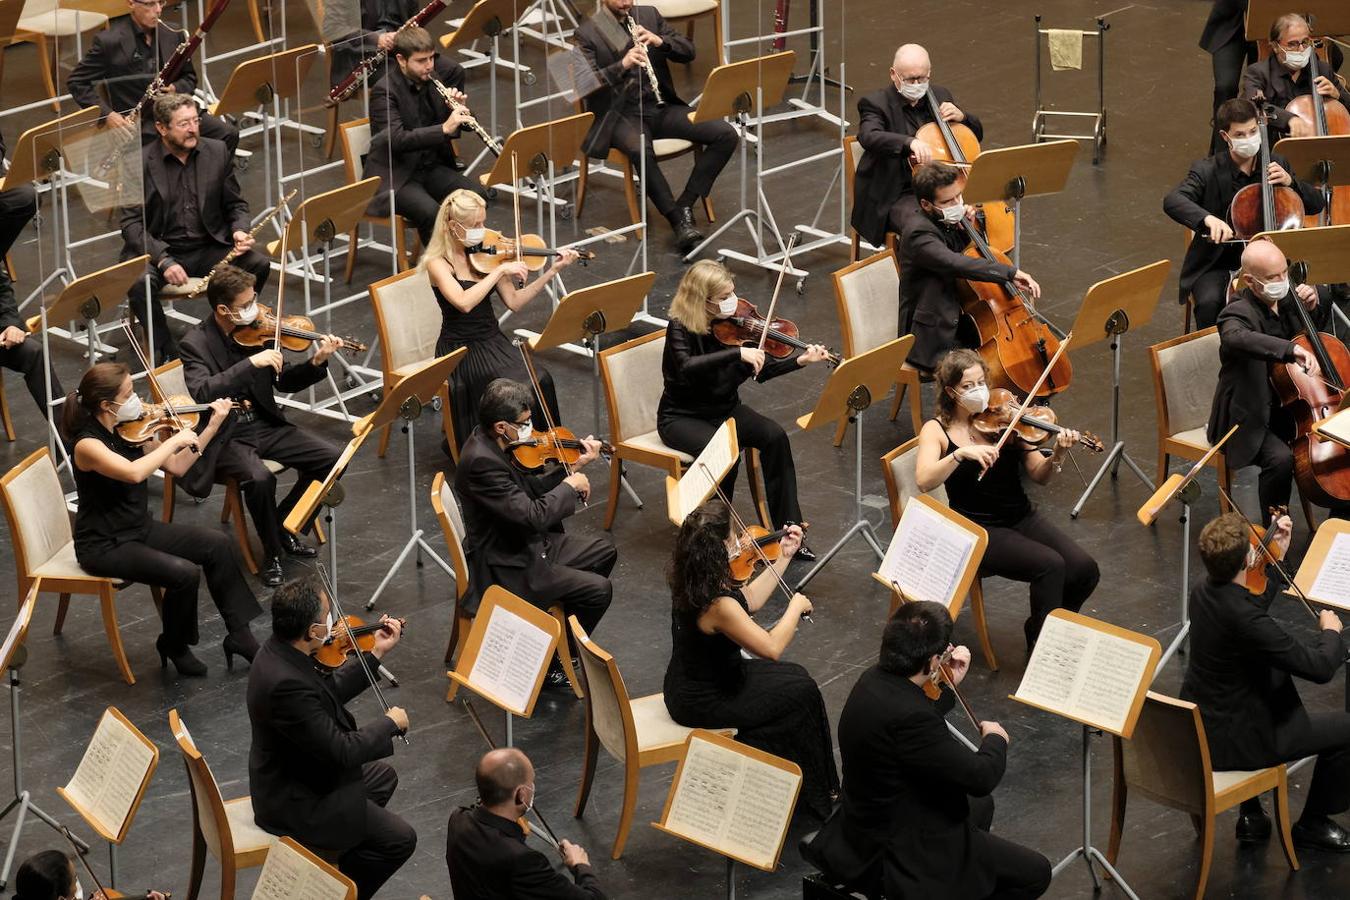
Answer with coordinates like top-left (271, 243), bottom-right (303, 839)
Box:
top-left (466, 605), bottom-right (553, 714)
top-left (1014, 616), bottom-right (1153, 735)
top-left (1316, 409), bottom-right (1350, 447)
top-left (877, 500), bottom-right (978, 608)
top-left (252, 841), bottom-right (348, 900)
top-left (1309, 532), bottom-right (1350, 611)
top-left (0, 588), bottom-right (37, 672)
top-left (63, 711), bottom-right (154, 837)
top-left (673, 421), bottom-right (737, 524)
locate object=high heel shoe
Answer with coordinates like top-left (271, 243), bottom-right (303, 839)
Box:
top-left (223, 629), bottom-right (260, 670)
top-left (156, 636), bottom-right (207, 677)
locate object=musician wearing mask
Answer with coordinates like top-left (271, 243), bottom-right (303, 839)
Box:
top-left (454, 379), bottom-right (616, 688)
top-left (13, 849), bottom-right (168, 900)
top-left (180, 266), bottom-right (343, 588)
top-left (575, 0), bottom-right (738, 254)
top-left (1242, 13), bottom-right (1349, 139)
top-left (1163, 98), bottom-right (1324, 330)
top-left (804, 601), bottom-right (1050, 899)
top-left (120, 94), bottom-right (268, 364)
top-left (446, 749), bottom-right (606, 899)
top-left (247, 577), bottom-right (416, 900)
top-left (1181, 512), bottom-right (1350, 852)
top-left (898, 163), bottom-right (1040, 373)
top-left (67, 0), bottom-right (238, 154)
top-left (365, 27), bottom-right (479, 245)
top-left (852, 43), bottom-right (981, 249)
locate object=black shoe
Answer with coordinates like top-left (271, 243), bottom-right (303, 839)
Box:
top-left (544, 662), bottom-right (576, 691)
top-left (1293, 816), bottom-right (1350, 852)
top-left (667, 206), bottom-right (704, 255)
top-left (282, 533), bottom-right (318, 558)
top-left (260, 557), bottom-right (285, 588)
top-left (156, 636), bottom-right (207, 677)
top-left (451, 157), bottom-right (467, 171)
top-left (794, 543), bottom-right (818, 563)
top-left (223, 629), bottom-right (260, 670)
top-left (1236, 808), bottom-right (1272, 842)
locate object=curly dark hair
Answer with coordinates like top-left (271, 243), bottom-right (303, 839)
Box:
top-left (668, 500), bottom-right (734, 616)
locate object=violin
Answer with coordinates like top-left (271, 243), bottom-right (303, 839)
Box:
top-left (1229, 105), bottom-right (1305, 239)
top-left (230, 304), bottom-right (368, 355)
top-left (919, 645), bottom-right (980, 731)
top-left (508, 427), bottom-right (615, 470)
top-left (1244, 505), bottom-right (1289, 595)
top-left (970, 387), bottom-right (1104, 453)
top-left (467, 229), bottom-right (595, 275)
top-left (711, 298), bottom-right (841, 366)
top-left (116, 395), bottom-right (243, 444)
top-left (1285, 41), bottom-right (1350, 225)
top-left (312, 615), bottom-right (406, 669)
top-left (727, 523), bottom-right (804, 583)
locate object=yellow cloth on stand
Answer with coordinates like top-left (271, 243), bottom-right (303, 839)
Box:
top-left (1048, 28), bottom-right (1083, 71)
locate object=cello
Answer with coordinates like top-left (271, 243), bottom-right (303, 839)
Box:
top-left (1285, 40), bottom-right (1350, 225)
top-left (1229, 105), bottom-right (1305, 239)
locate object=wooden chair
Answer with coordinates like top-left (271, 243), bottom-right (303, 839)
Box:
top-left (368, 268), bottom-right (456, 461)
top-left (880, 437), bottom-right (996, 670)
top-left (650, 0), bottom-right (722, 65)
top-left (339, 118), bottom-right (420, 282)
top-left (1107, 691), bottom-right (1298, 899)
top-left (9, 0), bottom-right (111, 110)
top-left (574, 120), bottom-right (715, 234)
top-left (831, 250), bottom-right (923, 446)
top-left (1148, 327), bottom-right (1236, 516)
top-left (570, 615), bottom-right (735, 859)
top-left (169, 709), bottom-right (274, 900)
top-left (0, 370), bottom-right (14, 442)
top-left (1181, 228), bottom-right (1196, 334)
top-left (0, 447), bottom-right (157, 685)
top-left (842, 135), bottom-right (865, 260)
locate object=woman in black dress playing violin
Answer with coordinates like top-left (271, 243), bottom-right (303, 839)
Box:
top-left (419, 189), bottom-right (579, 453)
top-left (914, 349), bottom-right (1099, 650)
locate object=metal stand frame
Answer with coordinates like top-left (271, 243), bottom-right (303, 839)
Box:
top-left (1032, 16), bottom-right (1108, 165)
top-left (1049, 725), bottom-right (1140, 899)
top-left (1157, 480), bottom-right (1200, 674)
top-left (721, 0), bottom-right (845, 129)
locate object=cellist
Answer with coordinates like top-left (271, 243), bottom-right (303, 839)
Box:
top-left (1241, 13), bottom-right (1349, 139)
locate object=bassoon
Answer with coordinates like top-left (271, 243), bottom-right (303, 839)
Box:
top-left (328, 0), bottom-right (447, 104)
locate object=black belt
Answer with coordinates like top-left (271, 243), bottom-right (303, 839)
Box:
top-left (236, 408), bottom-right (258, 424)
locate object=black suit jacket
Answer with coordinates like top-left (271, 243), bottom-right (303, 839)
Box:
top-left (180, 319), bottom-right (329, 427)
top-left (364, 57), bottom-right (467, 216)
top-left (657, 318), bottom-right (797, 423)
top-left (574, 5), bottom-right (692, 158)
top-left (246, 637), bottom-right (400, 853)
top-left (850, 84), bottom-right (980, 246)
top-left (1242, 54), bottom-right (1350, 135)
top-left (119, 137), bottom-right (249, 269)
top-left (453, 427), bottom-right (576, 615)
top-left (809, 666), bottom-right (1008, 899)
top-left (1180, 576), bottom-right (1344, 770)
top-left (1199, 0), bottom-right (1246, 54)
top-left (68, 17), bottom-right (198, 119)
top-left (445, 806), bottom-right (605, 899)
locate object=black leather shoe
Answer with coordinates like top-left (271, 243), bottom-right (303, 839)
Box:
top-left (1293, 816), bottom-right (1350, 852)
top-left (156, 635), bottom-right (207, 677)
top-left (451, 157), bottom-right (468, 171)
top-left (283, 533), bottom-right (318, 558)
top-left (794, 543), bottom-right (818, 563)
top-left (667, 206), bottom-right (704, 255)
top-left (223, 629), bottom-right (260, 669)
top-left (1236, 808), bottom-right (1272, 842)
top-left (260, 557), bottom-right (285, 588)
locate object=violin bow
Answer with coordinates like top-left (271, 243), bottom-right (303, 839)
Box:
top-left (890, 580), bottom-right (980, 731)
top-left (1211, 485), bottom-right (1320, 618)
top-left (754, 231), bottom-right (800, 356)
top-left (979, 332), bottom-right (1073, 479)
top-left (60, 824), bottom-right (112, 898)
top-left (460, 697), bottom-right (564, 853)
top-left (511, 151), bottom-right (524, 268)
top-left (120, 320), bottom-right (196, 449)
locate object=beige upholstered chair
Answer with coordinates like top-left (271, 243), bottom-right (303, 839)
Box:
top-left (0, 447), bottom-right (156, 685)
top-left (1148, 327), bottom-right (1234, 516)
top-left (831, 250), bottom-right (923, 446)
top-left (880, 437), bottom-right (996, 670)
top-left (369, 267), bottom-right (456, 460)
top-left (170, 709), bottom-right (274, 900)
top-left (650, 0), bottom-right (722, 64)
top-left (570, 616), bottom-right (735, 859)
top-left (1107, 692), bottom-right (1298, 899)
top-left (10, 0), bottom-right (111, 109)
top-left (339, 118), bottom-right (419, 281)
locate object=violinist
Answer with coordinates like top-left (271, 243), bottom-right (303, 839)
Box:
top-left (13, 849), bottom-right (168, 900)
top-left (1181, 512), bottom-right (1350, 853)
top-left (898, 163), bottom-right (1041, 373)
top-left (454, 379), bottom-right (616, 688)
top-left (915, 349), bottom-right (1098, 650)
top-left (247, 577), bottom-right (416, 899)
top-left (61, 362), bottom-right (262, 677)
top-left (852, 43), bottom-right (981, 248)
top-left (1241, 13), bottom-right (1349, 139)
top-left (1163, 97), bottom-right (1324, 329)
top-left (658, 261), bottom-right (829, 556)
top-left (180, 266), bottom-right (342, 588)
top-left (420, 189), bottom-right (577, 454)
top-left (804, 601), bottom-right (1050, 899)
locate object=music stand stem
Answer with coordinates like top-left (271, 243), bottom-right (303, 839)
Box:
top-left (1050, 725), bottom-right (1140, 899)
top-left (1157, 481), bottom-right (1199, 674)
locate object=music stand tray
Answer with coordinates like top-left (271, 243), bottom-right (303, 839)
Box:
top-left (1273, 135), bottom-right (1350, 186)
top-left (1253, 224), bottom-right (1350, 286)
top-left (209, 44), bottom-right (320, 116)
top-left (0, 107), bottom-right (101, 192)
top-left (962, 140), bottom-right (1079, 269)
top-left (477, 112), bottom-right (592, 192)
top-left (1245, 0), bottom-right (1350, 41)
top-left (441, 0), bottom-right (520, 51)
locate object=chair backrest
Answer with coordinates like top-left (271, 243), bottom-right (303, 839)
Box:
top-left (340, 118), bottom-right (371, 182)
top-left (569, 616), bottom-right (638, 764)
top-left (431, 472), bottom-right (468, 600)
top-left (369, 268), bottom-right (441, 377)
top-left (833, 250), bottom-right (900, 357)
top-left (600, 330), bottom-right (666, 443)
top-left (0, 448), bottom-right (73, 581)
top-left (1149, 326), bottom-right (1220, 438)
top-left (1117, 691), bottom-right (1210, 814)
top-left (168, 709), bottom-right (238, 862)
top-left (151, 359), bottom-right (191, 402)
top-left (880, 437), bottom-right (946, 530)
top-left (843, 134), bottom-right (863, 205)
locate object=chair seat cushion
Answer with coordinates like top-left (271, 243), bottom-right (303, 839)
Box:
top-left (159, 278), bottom-right (207, 300)
top-left (1212, 768), bottom-right (1271, 795)
top-left (31, 541), bottom-right (96, 580)
top-left (622, 430), bottom-right (694, 463)
top-left (653, 138), bottom-right (694, 157)
top-left (1170, 427), bottom-right (1210, 450)
top-left (650, 0), bottom-right (717, 17)
top-left (223, 796), bottom-right (276, 857)
top-left (17, 9), bottom-right (107, 36)
top-left (631, 693), bottom-right (734, 751)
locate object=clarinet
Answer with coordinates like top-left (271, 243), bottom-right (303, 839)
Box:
top-left (622, 15), bottom-right (665, 106)
top-left (430, 78), bottom-right (503, 156)
top-left (186, 189), bottom-right (296, 298)
top-left (327, 0), bottom-right (447, 104)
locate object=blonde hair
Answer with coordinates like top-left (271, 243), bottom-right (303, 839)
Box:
top-left (668, 260), bottom-right (734, 335)
top-left (418, 189), bottom-right (487, 272)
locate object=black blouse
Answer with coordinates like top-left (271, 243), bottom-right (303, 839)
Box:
top-left (658, 318), bottom-right (798, 423)
top-left (939, 423), bottom-right (1032, 528)
top-left (666, 588), bottom-right (750, 694)
top-left (72, 421), bottom-right (150, 556)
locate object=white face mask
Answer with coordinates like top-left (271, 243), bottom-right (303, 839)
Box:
top-left (716, 292), bottom-right (739, 317)
top-left (232, 302), bottom-right (259, 325)
top-left (517, 422), bottom-right (533, 443)
top-left (112, 394), bottom-right (143, 423)
top-left (938, 199), bottom-right (966, 225)
top-left (71, 880), bottom-right (84, 900)
top-left (1282, 47), bottom-right (1312, 69)
top-left (1259, 277), bottom-right (1291, 301)
top-left (462, 225), bottom-right (487, 245)
top-left (1228, 133), bottom-right (1262, 160)
top-left (956, 384), bottom-right (990, 413)
top-left (314, 610), bottom-right (334, 643)
top-left (898, 80), bottom-right (928, 101)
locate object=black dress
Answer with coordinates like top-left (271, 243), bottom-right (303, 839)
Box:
top-left (434, 277), bottom-right (559, 451)
top-left (663, 589), bottom-right (839, 820)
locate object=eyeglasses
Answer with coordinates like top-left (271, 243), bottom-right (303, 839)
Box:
top-left (132, 0), bottom-right (168, 8)
top-left (1280, 38), bottom-right (1313, 50)
top-left (896, 74), bottom-right (930, 85)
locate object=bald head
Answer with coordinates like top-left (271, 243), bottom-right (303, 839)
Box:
top-left (476, 748), bottom-right (533, 809)
top-left (891, 44), bottom-right (932, 97)
top-left (1241, 239), bottom-right (1287, 280)
top-left (894, 44), bottom-right (929, 71)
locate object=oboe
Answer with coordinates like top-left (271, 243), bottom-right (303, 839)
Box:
top-left (622, 16), bottom-right (665, 106)
top-left (186, 189), bottom-right (296, 298)
top-left (430, 78), bottom-right (503, 157)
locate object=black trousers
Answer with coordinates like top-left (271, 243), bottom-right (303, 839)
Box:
top-left (1279, 713), bottom-right (1350, 819)
top-left (76, 519), bottom-right (262, 653)
top-left (127, 243), bottom-right (271, 363)
top-left (395, 164), bottom-right (485, 244)
top-left (213, 418), bottom-right (343, 562)
top-left (1191, 268), bottom-right (1232, 330)
top-left (609, 104), bottom-right (738, 217)
top-left (1209, 38), bottom-right (1254, 154)
top-left (1252, 429), bottom-right (1297, 517)
top-left (0, 182), bottom-right (36, 258)
top-left (338, 761), bottom-right (417, 900)
top-left (659, 403), bottom-right (803, 527)
top-left (500, 532), bottom-right (617, 636)
top-left (980, 510), bottom-right (1100, 647)
top-left (966, 796), bottom-right (1053, 900)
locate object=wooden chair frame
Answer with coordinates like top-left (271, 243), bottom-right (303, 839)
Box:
top-left (338, 117), bottom-right (420, 283)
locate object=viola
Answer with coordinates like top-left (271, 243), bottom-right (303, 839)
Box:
top-left (507, 427), bottom-right (615, 470)
top-left (467, 229), bottom-right (595, 276)
top-left (711, 298), bottom-right (841, 365)
top-left (1286, 42), bottom-right (1350, 226)
top-left (1244, 505), bottom-right (1289, 595)
top-left (919, 646), bottom-right (980, 731)
top-left (1229, 106), bottom-right (1305, 239)
top-left (312, 615), bottom-right (406, 669)
top-left (727, 523), bottom-right (804, 583)
top-left (970, 387), bottom-right (1104, 453)
top-left (115, 395), bottom-right (243, 444)
top-left (230, 304), bottom-right (368, 355)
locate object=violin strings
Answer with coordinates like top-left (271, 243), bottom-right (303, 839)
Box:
top-left (121, 320), bottom-right (193, 441)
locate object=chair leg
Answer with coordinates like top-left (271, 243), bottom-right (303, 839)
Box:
top-left (36, 35), bottom-right (60, 112)
top-left (323, 104), bottom-right (338, 159)
top-left (186, 826), bottom-right (207, 900)
top-left (970, 580), bottom-right (998, 671)
top-left (344, 227), bottom-right (359, 283)
top-left (219, 859), bottom-right (236, 900)
top-left (574, 719), bottom-right (599, 817)
top-left (1274, 774), bottom-right (1301, 871)
top-left (445, 614), bottom-right (471, 701)
top-left (1300, 494), bottom-right (1318, 533)
top-left (889, 380), bottom-right (905, 422)
top-left (1215, 458), bottom-right (1233, 513)
top-left (906, 381), bottom-right (924, 435)
top-left (0, 377), bottom-right (14, 442)
top-left (745, 450), bottom-right (772, 528)
top-left (53, 594), bottom-right (70, 635)
top-left (227, 483), bottom-right (260, 575)
top-left (603, 457), bottom-right (622, 530)
top-left (1192, 812), bottom-right (1215, 900)
top-left (378, 422), bottom-right (393, 458)
top-left (550, 606), bottom-right (584, 699)
top-left (702, 192), bottom-right (715, 224)
top-left (1106, 742), bottom-right (1126, 865)
top-left (151, 586), bottom-right (164, 618)
top-left (246, 0), bottom-right (267, 42)
top-left (850, 232), bottom-right (860, 262)
top-left (1156, 449), bottom-right (1169, 489)
top-left (830, 416), bottom-right (848, 448)
top-left (439, 383), bottom-right (459, 464)
top-left (394, 219), bottom-right (410, 273)
top-left (621, 158), bottom-right (642, 238)
top-left (99, 583), bottom-right (135, 686)
top-left (575, 156), bottom-right (589, 218)
top-left (612, 760), bottom-right (641, 859)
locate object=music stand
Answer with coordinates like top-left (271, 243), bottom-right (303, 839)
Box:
top-left (361, 349), bottom-right (467, 611)
top-left (1067, 260), bottom-right (1171, 518)
top-left (1273, 136), bottom-right (1350, 226)
top-left (440, 0), bottom-right (529, 170)
top-left (793, 336), bottom-right (913, 592)
top-left (1245, 0), bottom-right (1350, 40)
top-left (962, 140), bottom-right (1079, 269)
top-left (284, 425), bottom-right (372, 587)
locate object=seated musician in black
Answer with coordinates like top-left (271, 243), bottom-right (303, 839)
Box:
top-left (897, 162), bottom-right (1041, 373)
top-left (1242, 13), bottom-right (1349, 140)
top-left (851, 42), bottom-right (981, 249)
top-left (180, 266), bottom-right (343, 588)
top-left (1182, 511), bottom-right (1350, 852)
top-left (366, 27), bottom-right (479, 245)
top-left (1163, 97), bottom-right (1324, 330)
top-left (575, 0), bottom-right (738, 253)
top-left (805, 601), bottom-right (1050, 899)
top-left (454, 378), bottom-right (616, 688)
top-left (120, 94), bottom-right (270, 364)
top-left (329, 0), bottom-right (430, 92)
top-left (67, 0), bottom-right (237, 154)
